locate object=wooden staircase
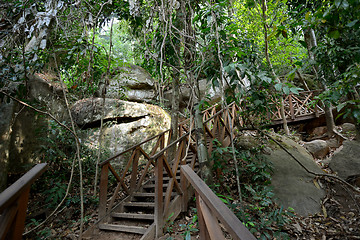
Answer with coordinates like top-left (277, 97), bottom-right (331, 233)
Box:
top-left (95, 149), bottom-right (200, 238)
top-left (84, 92), bottom-right (324, 239)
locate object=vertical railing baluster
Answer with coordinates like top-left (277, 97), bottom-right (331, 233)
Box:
top-left (155, 156), bottom-right (164, 238)
top-left (12, 187), bottom-right (31, 240)
top-left (180, 139), bottom-right (188, 212)
top-left (196, 192), bottom-right (210, 240)
top-left (99, 163), bottom-right (109, 222)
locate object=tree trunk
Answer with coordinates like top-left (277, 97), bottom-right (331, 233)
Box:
top-left (304, 28), bottom-right (336, 136)
top-left (261, 0), bottom-right (290, 135)
top-left (181, 1), bottom-right (212, 182)
top-left (193, 77), bottom-right (212, 183)
top-left (168, 70), bottom-right (180, 161)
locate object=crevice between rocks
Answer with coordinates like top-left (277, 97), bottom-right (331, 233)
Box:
top-left (80, 115), bottom-right (148, 129)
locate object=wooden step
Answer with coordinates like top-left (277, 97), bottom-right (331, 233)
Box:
top-left (133, 192), bottom-right (157, 197)
top-left (124, 202), bottom-right (155, 207)
top-left (111, 212), bottom-right (154, 220)
top-left (99, 223), bottom-right (147, 234)
top-left (151, 176), bottom-right (180, 182)
top-left (143, 183), bottom-right (169, 189)
top-left (132, 192), bottom-right (177, 198)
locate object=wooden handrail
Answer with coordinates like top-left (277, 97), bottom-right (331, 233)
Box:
top-left (99, 129), bottom-right (171, 166)
top-left (0, 163), bottom-right (48, 240)
top-left (181, 165), bottom-right (256, 240)
top-left (0, 163), bottom-right (48, 211)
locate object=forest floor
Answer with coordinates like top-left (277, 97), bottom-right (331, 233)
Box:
top-left (23, 126), bottom-right (360, 240)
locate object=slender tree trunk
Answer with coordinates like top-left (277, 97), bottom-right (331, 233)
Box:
top-left (181, 1), bottom-right (212, 182)
top-left (168, 5), bottom-right (183, 161)
top-left (193, 77), bottom-right (212, 183)
top-left (304, 28), bottom-right (336, 136)
top-left (168, 71), bottom-right (180, 161)
top-left (261, 0), bottom-right (290, 135)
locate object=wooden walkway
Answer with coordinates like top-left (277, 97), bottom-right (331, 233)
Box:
top-left (84, 90), bottom-right (323, 239)
top-left (270, 90), bottom-right (324, 125)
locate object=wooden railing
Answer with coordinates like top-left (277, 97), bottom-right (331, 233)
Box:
top-left (0, 163), bottom-right (48, 240)
top-left (269, 90), bottom-right (324, 124)
top-left (181, 165), bottom-right (256, 240)
top-left (97, 103), bottom-right (242, 237)
top-left (97, 91), bottom-right (324, 238)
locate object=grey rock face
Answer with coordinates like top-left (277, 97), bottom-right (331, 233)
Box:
top-left (103, 65), bottom-right (156, 103)
top-left (265, 134), bottom-right (325, 216)
top-left (303, 140), bottom-right (329, 159)
top-left (71, 98), bottom-right (171, 157)
top-left (71, 98), bottom-right (149, 127)
top-left (329, 140), bottom-right (360, 179)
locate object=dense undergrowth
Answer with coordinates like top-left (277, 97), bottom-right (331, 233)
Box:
top-left (24, 121), bottom-right (104, 239)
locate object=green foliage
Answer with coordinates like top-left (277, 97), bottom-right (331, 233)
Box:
top-left (31, 120), bottom-right (99, 214)
top-left (305, 0), bottom-right (360, 124)
top-left (179, 213), bottom-right (199, 240)
top-left (26, 219), bottom-right (52, 240)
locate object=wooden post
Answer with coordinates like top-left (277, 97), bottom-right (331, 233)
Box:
top-left (99, 163), bottom-right (109, 222)
top-left (289, 94), bottom-right (295, 120)
top-left (155, 156), bottom-right (164, 238)
top-left (130, 148), bottom-right (140, 193)
top-left (180, 140), bottom-right (188, 212)
top-left (11, 187), bottom-right (30, 240)
top-left (196, 192), bottom-right (210, 240)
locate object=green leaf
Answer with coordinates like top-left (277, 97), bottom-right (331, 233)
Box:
top-left (283, 86), bottom-right (290, 95)
top-left (346, 20), bottom-right (358, 27)
top-left (185, 232), bottom-right (191, 240)
top-left (352, 109), bottom-right (360, 121)
top-left (335, 0), bottom-right (342, 8)
top-left (337, 102), bottom-right (347, 112)
top-left (275, 83), bottom-right (282, 91)
top-left (290, 87), bottom-right (299, 94)
top-left (341, 0), bottom-right (349, 9)
top-left (298, 40), bottom-right (307, 48)
top-left (328, 30), bottom-right (340, 39)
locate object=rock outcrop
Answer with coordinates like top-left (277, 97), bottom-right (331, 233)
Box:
top-left (265, 134), bottom-right (325, 216)
top-left (100, 64), bottom-right (156, 103)
top-left (341, 123), bottom-right (356, 134)
top-left (329, 140), bottom-right (360, 180)
top-left (71, 98), bottom-right (171, 158)
top-left (163, 79), bottom-right (221, 109)
top-left (303, 140), bottom-right (330, 159)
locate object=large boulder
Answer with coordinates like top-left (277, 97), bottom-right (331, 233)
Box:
top-left (303, 140), bottom-right (330, 159)
top-left (329, 140), bottom-right (360, 180)
top-left (265, 134), bottom-right (325, 216)
top-left (71, 98), bottom-right (170, 158)
top-left (164, 79), bottom-right (221, 109)
top-left (101, 64), bottom-right (156, 103)
top-left (2, 74), bottom-right (68, 184)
